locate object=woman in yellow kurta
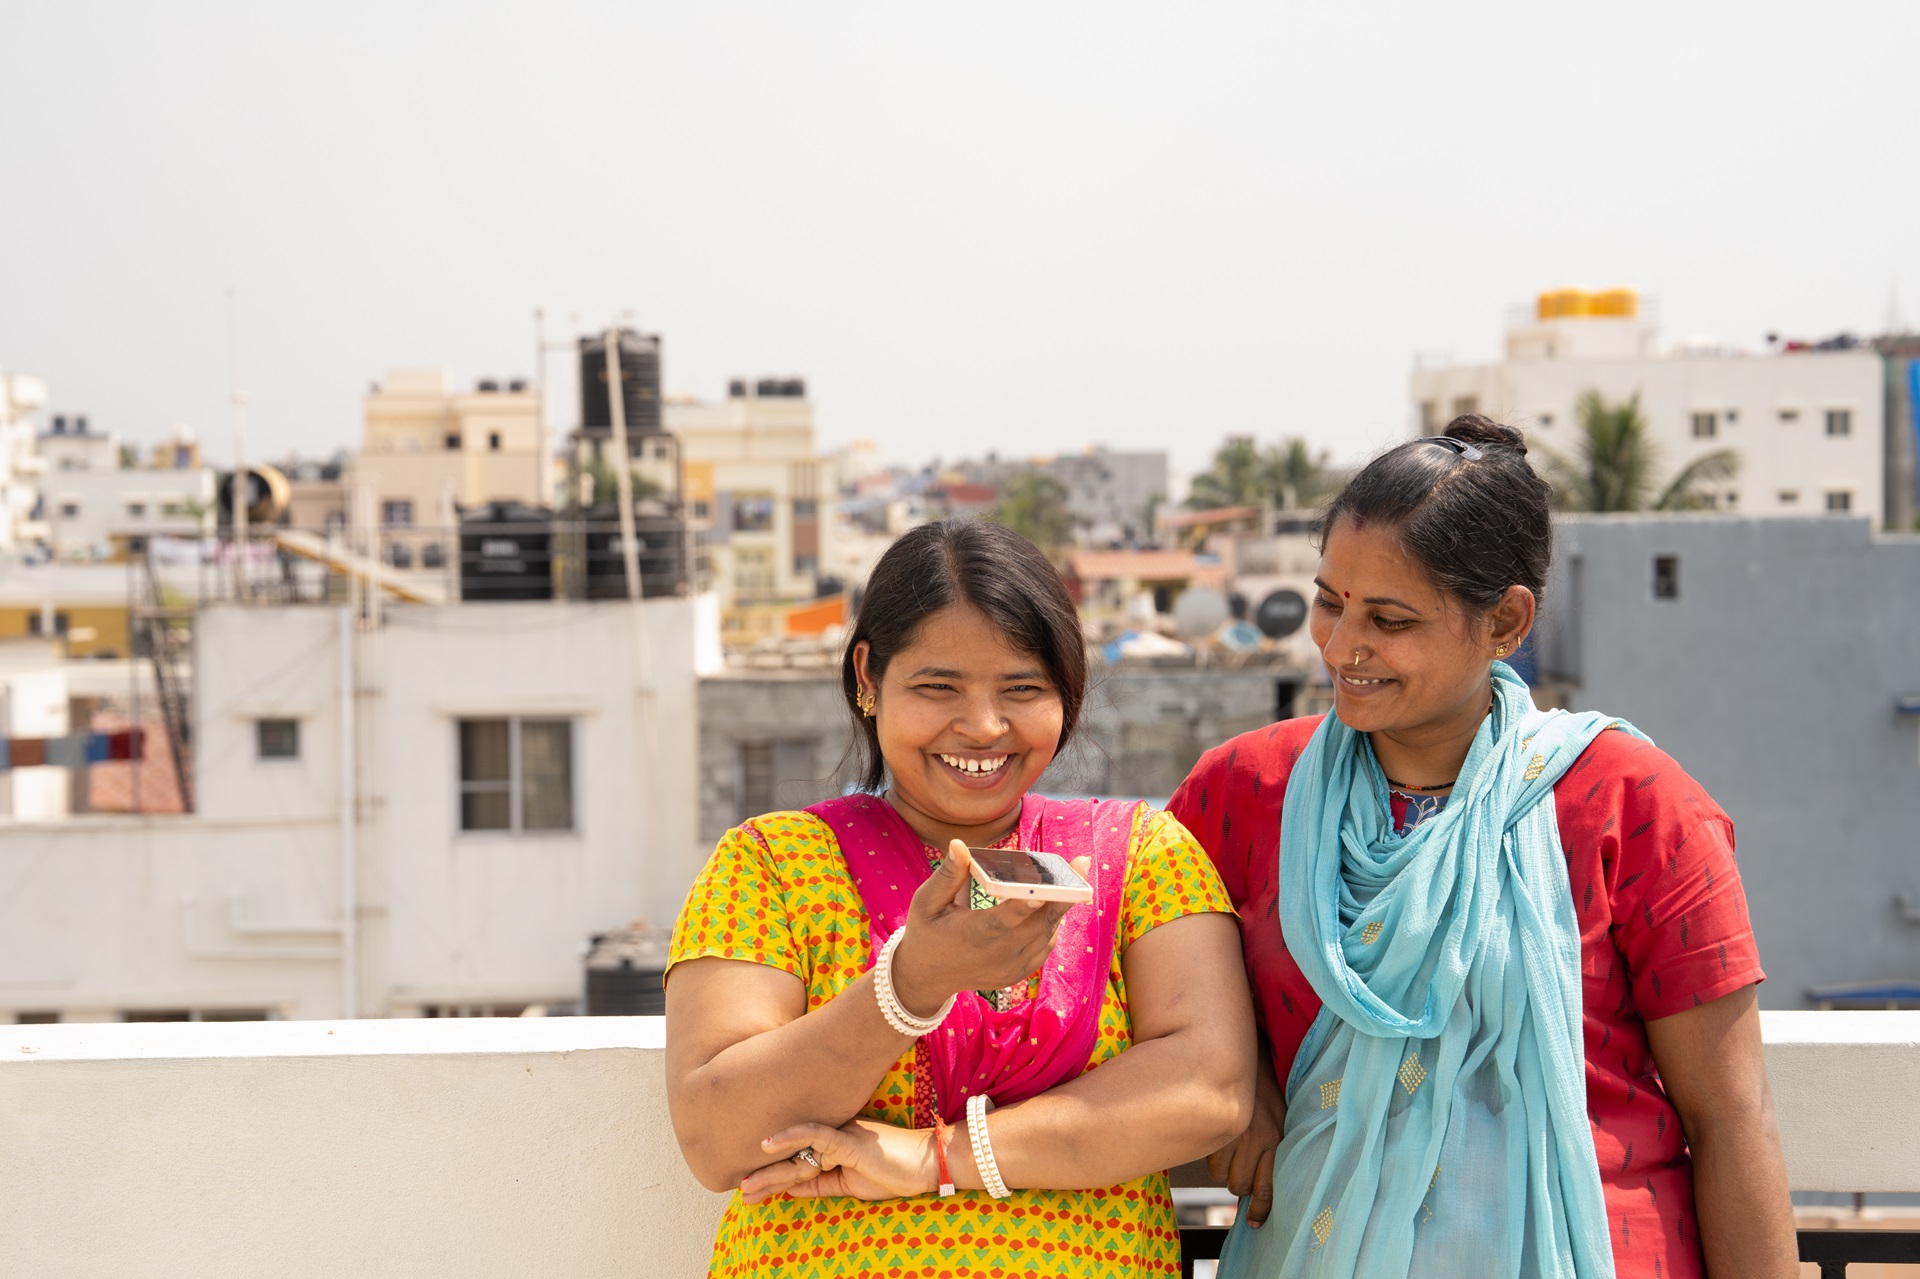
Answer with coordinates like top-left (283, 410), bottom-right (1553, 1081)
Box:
top-left (665, 520), bottom-right (1256, 1277)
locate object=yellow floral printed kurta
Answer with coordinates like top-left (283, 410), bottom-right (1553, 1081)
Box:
top-left (668, 802), bottom-right (1235, 1278)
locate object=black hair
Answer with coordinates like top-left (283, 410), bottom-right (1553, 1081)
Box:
top-left (841, 519), bottom-right (1087, 792)
top-left (1316, 414), bottom-right (1552, 615)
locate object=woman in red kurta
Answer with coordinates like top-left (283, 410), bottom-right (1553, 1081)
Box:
top-left (1172, 417), bottom-right (1796, 1278)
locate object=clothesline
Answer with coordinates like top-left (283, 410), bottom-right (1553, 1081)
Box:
top-left (0, 729), bottom-right (146, 769)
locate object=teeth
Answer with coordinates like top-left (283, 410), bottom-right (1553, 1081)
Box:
top-left (939, 753), bottom-right (1007, 775)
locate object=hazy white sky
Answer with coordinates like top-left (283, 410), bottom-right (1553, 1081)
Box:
top-left (4, 2), bottom-right (1917, 484)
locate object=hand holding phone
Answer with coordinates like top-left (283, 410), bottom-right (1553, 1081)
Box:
top-left (965, 847), bottom-right (1094, 905)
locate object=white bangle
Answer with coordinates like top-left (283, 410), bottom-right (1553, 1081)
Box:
top-left (966, 1092), bottom-right (1011, 1199)
top-left (873, 927), bottom-right (954, 1038)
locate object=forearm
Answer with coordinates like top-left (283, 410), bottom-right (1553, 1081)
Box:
top-left (1690, 1113), bottom-right (1798, 1279)
top-left (948, 1024), bottom-right (1254, 1192)
top-left (670, 971), bottom-right (912, 1189)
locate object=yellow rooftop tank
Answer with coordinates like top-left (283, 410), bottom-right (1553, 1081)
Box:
top-left (1536, 287), bottom-right (1639, 320)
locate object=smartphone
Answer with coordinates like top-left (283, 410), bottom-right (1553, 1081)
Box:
top-left (965, 847), bottom-right (1094, 904)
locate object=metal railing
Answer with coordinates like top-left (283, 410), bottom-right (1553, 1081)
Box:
top-left (1175, 1226), bottom-right (1920, 1275)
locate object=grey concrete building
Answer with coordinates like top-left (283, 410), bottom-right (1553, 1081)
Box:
top-left (1533, 515), bottom-right (1920, 1008)
top-left (696, 663), bottom-right (1306, 847)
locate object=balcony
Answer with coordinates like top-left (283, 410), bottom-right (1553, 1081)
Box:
top-left (3, 1012), bottom-right (1917, 1277)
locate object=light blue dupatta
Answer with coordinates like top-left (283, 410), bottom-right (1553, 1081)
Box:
top-left (1219, 663), bottom-right (1641, 1278)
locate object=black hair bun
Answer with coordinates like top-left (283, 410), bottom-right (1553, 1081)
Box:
top-left (1444, 413), bottom-right (1527, 457)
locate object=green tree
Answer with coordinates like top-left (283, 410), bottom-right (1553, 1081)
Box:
top-left (581, 455), bottom-right (663, 508)
top-left (1187, 435), bottom-right (1331, 510)
top-left (1541, 390), bottom-right (1740, 512)
top-left (989, 470), bottom-right (1071, 552)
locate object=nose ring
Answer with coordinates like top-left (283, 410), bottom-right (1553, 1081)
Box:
top-left (1351, 649), bottom-right (1362, 668)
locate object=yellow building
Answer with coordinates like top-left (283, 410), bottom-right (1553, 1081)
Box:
top-left (666, 381), bottom-right (832, 630)
top-left (355, 369), bottom-right (547, 550)
top-left (0, 565), bottom-right (135, 658)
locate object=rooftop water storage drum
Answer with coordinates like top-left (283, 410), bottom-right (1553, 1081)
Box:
top-left (582, 925), bottom-right (672, 1016)
top-left (578, 329), bottom-right (663, 444)
top-left (459, 501), bottom-right (554, 601)
top-left (583, 499), bottom-right (686, 599)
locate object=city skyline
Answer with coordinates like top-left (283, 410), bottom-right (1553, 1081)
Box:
top-left (4, 3), bottom-right (1919, 482)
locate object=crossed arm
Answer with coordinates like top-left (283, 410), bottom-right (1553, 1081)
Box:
top-left (668, 909), bottom-right (1256, 1198)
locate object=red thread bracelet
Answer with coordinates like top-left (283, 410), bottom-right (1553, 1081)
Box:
top-left (933, 1115), bottom-right (955, 1197)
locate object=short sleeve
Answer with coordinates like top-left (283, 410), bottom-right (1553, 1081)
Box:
top-left (1612, 812), bottom-right (1764, 1020)
top-left (1119, 807), bottom-right (1237, 950)
top-left (667, 823), bottom-right (806, 982)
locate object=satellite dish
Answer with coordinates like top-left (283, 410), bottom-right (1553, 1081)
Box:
top-left (1172, 587), bottom-right (1230, 638)
top-left (1254, 588), bottom-right (1308, 639)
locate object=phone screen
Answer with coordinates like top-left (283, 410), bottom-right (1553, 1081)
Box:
top-left (968, 848), bottom-right (1088, 890)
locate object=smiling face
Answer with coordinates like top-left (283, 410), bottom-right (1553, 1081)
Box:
top-left (852, 603), bottom-right (1064, 847)
top-left (1309, 516), bottom-right (1533, 748)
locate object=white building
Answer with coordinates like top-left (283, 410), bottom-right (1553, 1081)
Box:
top-left (668, 381), bottom-right (833, 606)
top-left (33, 415), bottom-right (214, 559)
top-left (1409, 291), bottom-right (1888, 524)
top-left (0, 594), bottom-right (712, 1022)
top-left (0, 370), bottom-right (49, 553)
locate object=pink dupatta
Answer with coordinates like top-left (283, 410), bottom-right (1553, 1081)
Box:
top-left (807, 791), bottom-right (1137, 1124)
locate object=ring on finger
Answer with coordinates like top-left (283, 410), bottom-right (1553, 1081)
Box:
top-left (792, 1147), bottom-right (822, 1170)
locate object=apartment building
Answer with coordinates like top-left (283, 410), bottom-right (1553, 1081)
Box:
top-left (1410, 290), bottom-right (1892, 525)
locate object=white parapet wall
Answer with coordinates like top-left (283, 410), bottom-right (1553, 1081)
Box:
top-left (2, 1011), bottom-right (1918, 1278)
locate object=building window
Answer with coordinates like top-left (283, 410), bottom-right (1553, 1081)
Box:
top-left (1450, 395), bottom-right (1478, 417)
top-left (1536, 412), bottom-right (1554, 428)
top-left (691, 500), bottom-right (710, 520)
top-left (161, 501), bottom-right (185, 517)
top-left (733, 495), bottom-right (775, 533)
top-left (1778, 407), bottom-right (1800, 423)
top-left (126, 502), bottom-right (147, 518)
top-left (421, 542), bottom-right (446, 568)
top-left (1418, 401), bottom-right (1438, 432)
top-left (793, 498), bottom-right (818, 520)
top-left (1690, 412), bottom-right (1718, 439)
top-left (1826, 490), bottom-right (1852, 513)
top-left (1778, 490), bottom-right (1800, 505)
top-left (1825, 409), bottom-right (1852, 437)
top-left (794, 553), bottom-right (818, 576)
top-left (1724, 409), bottom-right (1739, 424)
top-left (1653, 555), bottom-right (1679, 600)
top-left (738, 740), bottom-right (815, 822)
top-left (381, 499), bottom-right (414, 528)
top-left (59, 501), bottom-right (79, 518)
top-left (256, 719), bottom-right (300, 760)
top-left (445, 433), bottom-right (461, 451)
top-left (488, 432), bottom-right (501, 452)
top-left (1724, 491), bottom-right (1738, 508)
top-left (458, 717), bottom-right (575, 833)
top-left (14, 1011), bottom-right (59, 1024)
top-left (734, 547), bottom-right (776, 596)
top-left (28, 612), bottom-right (70, 637)
top-left (122, 1009), bottom-right (271, 1022)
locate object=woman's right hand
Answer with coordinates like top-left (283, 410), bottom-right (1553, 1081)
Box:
top-left (889, 841), bottom-right (1085, 1019)
top-left (1206, 1044), bottom-right (1286, 1226)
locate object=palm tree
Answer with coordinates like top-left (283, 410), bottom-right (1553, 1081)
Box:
top-left (1542, 390), bottom-right (1740, 512)
top-left (1187, 436), bottom-right (1331, 510)
top-left (989, 470), bottom-right (1072, 553)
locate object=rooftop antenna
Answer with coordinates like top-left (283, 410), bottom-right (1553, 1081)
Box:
top-left (226, 288), bottom-right (250, 599)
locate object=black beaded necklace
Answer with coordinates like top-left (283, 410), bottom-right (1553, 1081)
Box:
top-left (1385, 775), bottom-right (1456, 793)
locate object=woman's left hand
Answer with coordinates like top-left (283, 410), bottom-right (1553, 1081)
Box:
top-left (741, 1118), bottom-right (938, 1205)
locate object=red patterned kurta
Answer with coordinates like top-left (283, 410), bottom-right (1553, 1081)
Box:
top-left (1169, 715), bottom-right (1766, 1279)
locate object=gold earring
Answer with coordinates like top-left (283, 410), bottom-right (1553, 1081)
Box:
top-left (860, 689), bottom-right (876, 717)
top-left (1495, 644), bottom-right (1508, 658)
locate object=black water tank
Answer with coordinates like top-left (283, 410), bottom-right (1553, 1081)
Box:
top-left (582, 927), bottom-right (671, 1016)
top-left (583, 501), bottom-right (686, 600)
top-left (578, 329), bottom-right (663, 441)
top-left (459, 501), bottom-right (553, 601)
